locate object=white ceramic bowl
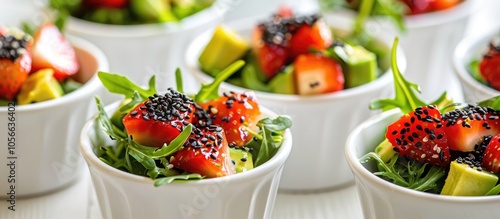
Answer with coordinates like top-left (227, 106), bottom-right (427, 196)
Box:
top-left (345, 109), bottom-right (500, 219)
top-left (0, 36), bottom-right (108, 197)
top-left (80, 103), bottom-right (292, 219)
top-left (185, 14), bottom-right (406, 192)
top-left (453, 30), bottom-right (500, 103)
top-left (64, 1), bottom-right (225, 101)
top-left (330, 1), bottom-right (475, 102)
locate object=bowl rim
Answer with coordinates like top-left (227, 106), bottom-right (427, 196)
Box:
top-left (79, 101), bottom-right (293, 187)
top-left (0, 35), bottom-right (108, 112)
top-left (345, 109), bottom-right (500, 202)
top-left (65, 3), bottom-right (225, 38)
top-left (453, 29), bottom-right (500, 96)
top-left (184, 14), bottom-right (407, 103)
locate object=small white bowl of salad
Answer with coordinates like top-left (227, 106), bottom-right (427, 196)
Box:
top-left (453, 30), bottom-right (500, 103)
top-left (80, 62), bottom-right (293, 219)
top-left (47, 0), bottom-right (225, 98)
top-left (346, 39), bottom-right (500, 219)
top-left (0, 7), bottom-right (108, 197)
top-left (185, 7), bottom-right (406, 191)
top-left (320, 0), bottom-right (475, 101)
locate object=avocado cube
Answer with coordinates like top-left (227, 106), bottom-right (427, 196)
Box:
top-left (441, 161), bottom-right (498, 196)
top-left (343, 45), bottom-right (377, 88)
top-left (198, 25), bottom-right (249, 76)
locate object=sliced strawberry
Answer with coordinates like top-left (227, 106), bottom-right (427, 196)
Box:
top-left (31, 23), bottom-right (79, 81)
top-left (196, 91), bottom-right (261, 147)
top-left (442, 105), bottom-right (500, 152)
top-left (482, 134), bottom-right (500, 173)
top-left (288, 19), bottom-right (332, 59)
top-left (252, 27), bottom-right (288, 79)
top-left (293, 54), bottom-right (344, 95)
top-left (429, 0), bottom-right (461, 11)
top-left (479, 41), bottom-right (500, 91)
top-left (0, 31), bottom-right (32, 100)
top-left (386, 105), bottom-right (451, 166)
top-left (171, 126), bottom-right (236, 178)
top-left (84, 0), bottom-right (128, 8)
top-left (123, 90), bottom-right (195, 148)
top-left (400, 0), bottom-right (432, 15)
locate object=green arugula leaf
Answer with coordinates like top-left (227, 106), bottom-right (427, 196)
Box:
top-left (241, 64), bottom-right (272, 92)
top-left (369, 37), bottom-right (449, 114)
top-left (361, 152), bottom-right (446, 192)
top-left (485, 183), bottom-right (500, 195)
top-left (257, 116), bottom-right (293, 132)
top-left (175, 68), bottom-right (184, 94)
top-left (194, 60), bottom-right (245, 103)
top-left (372, 0), bottom-right (406, 32)
top-left (153, 174), bottom-right (204, 187)
top-left (478, 95), bottom-right (500, 111)
top-left (128, 149), bottom-right (160, 179)
top-left (248, 116), bottom-right (292, 167)
top-left (95, 96), bottom-right (127, 141)
top-left (127, 124), bottom-right (192, 158)
top-left (98, 71), bottom-right (157, 99)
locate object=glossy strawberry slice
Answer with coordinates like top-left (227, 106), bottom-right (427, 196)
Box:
top-left (429, 0), bottom-right (461, 11)
top-left (288, 19), bottom-right (332, 59)
top-left (386, 105), bottom-right (450, 166)
top-left (442, 105), bottom-right (500, 152)
top-left (400, 0), bottom-right (432, 15)
top-left (171, 125), bottom-right (236, 178)
top-left (31, 23), bottom-right (79, 81)
top-left (252, 27), bottom-right (289, 79)
top-left (85, 0), bottom-right (128, 8)
top-left (293, 54), bottom-right (344, 95)
top-left (123, 89), bottom-right (195, 147)
top-left (0, 31), bottom-right (32, 100)
top-left (479, 41), bottom-right (500, 91)
top-left (196, 91), bottom-right (261, 147)
top-left (482, 134), bottom-right (500, 173)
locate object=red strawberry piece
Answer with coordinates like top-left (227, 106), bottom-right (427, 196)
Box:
top-left (122, 90), bottom-right (195, 148)
top-left (252, 27), bottom-right (289, 79)
top-left (275, 6), bottom-right (294, 18)
top-left (171, 126), bottom-right (236, 178)
top-left (0, 32), bottom-right (32, 100)
top-left (84, 0), bottom-right (128, 8)
top-left (482, 134), bottom-right (500, 173)
top-left (195, 91), bottom-right (261, 147)
top-left (479, 41), bottom-right (500, 91)
top-left (429, 0), bottom-right (461, 11)
top-left (442, 105), bottom-right (500, 152)
top-left (31, 23), bottom-right (79, 81)
top-left (400, 0), bottom-right (432, 15)
top-left (293, 53), bottom-right (344, 95)
top-left (288, 19), bottom-right (332, 59)
top-left (386, 105), bottom-right (451, 166)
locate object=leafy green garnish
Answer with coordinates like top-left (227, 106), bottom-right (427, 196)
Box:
top-left (478, 95), bottom-right (500, 111)
top-left (246, 116), bottom-right (292, 167)
top-left (94, 65), bottom-right (291, 186)
top-left (369, 37), bottom-right (450, 113)
top-left (194, 60), bottom-right (245, 103)
top-left (98, 71), bottom-right (157, 99)
top-left (485, 183), bottom-right (500, 196)
top-left (361, 152), bottom-right (446, 192)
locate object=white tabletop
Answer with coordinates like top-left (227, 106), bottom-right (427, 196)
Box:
top-left (1, 0), bottom-right (499, 218)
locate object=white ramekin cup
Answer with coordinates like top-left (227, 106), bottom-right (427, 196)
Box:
top-left (80, 103), bottom-right (292, 219)
top-left (345, 109), bottom-right (500, 219)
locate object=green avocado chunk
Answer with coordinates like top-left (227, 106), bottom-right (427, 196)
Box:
top-left (441, 161), bottom-right (498, 196)
top-left (198, 25), bottom-right (249, 76)
top-left (375, 138), bottom-right (396, 163)
top-left (229, 147), bottom-right (254, 173)
top-left (330, 43), bottom-right (377, 89)
top-left (268, 65), bottom-right (296, 94)
top-left (17, 69), bottom-right (64, 105)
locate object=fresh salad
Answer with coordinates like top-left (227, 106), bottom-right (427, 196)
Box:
top-left (0, 19), bottom-right (81, 105)
top-left (362, 38), bottom-right (500, 196)
top-left (468, 39), bottom-right (500, 91)
top-left (198, 7), bottom-right (388, 96)
top-left (320, 0), bottom-right (464, 32)
top-left (49, 0), bottom-right (215, 25)
top-left (93, 61), bottom-right (292, 186)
